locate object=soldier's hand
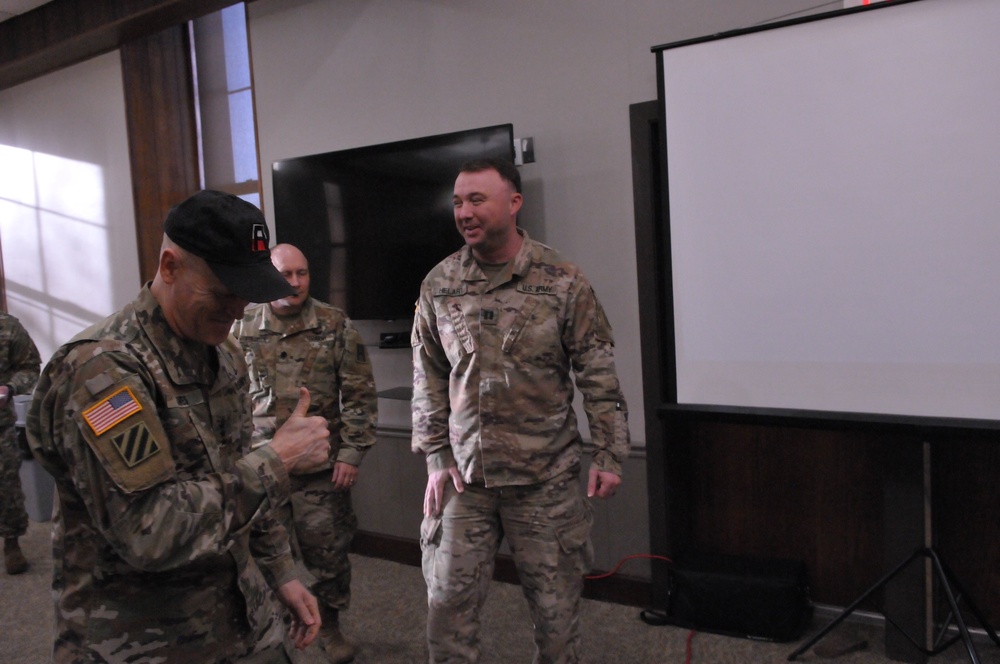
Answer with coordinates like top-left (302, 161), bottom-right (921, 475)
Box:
top-left (331, 461), bottom-right (358, 491)
top-left (276, 579), bottom-right (321, 649)
top-left (270, 388), bottom-right (330, 475)
top-left (587, 467), bottom-right (621, 499)
top-left (424, 466), bottom-right (464, 517)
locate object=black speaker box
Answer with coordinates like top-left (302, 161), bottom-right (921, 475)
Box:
top-left (668, 551), bottom-right (812, 642)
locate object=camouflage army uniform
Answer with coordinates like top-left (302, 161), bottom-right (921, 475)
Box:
top-left (233, 297), bottom-right (377, 613)
top-left (27, 286), bottom-right (297, 664)
top-left (0, 313), bottom-right (41, 539)
top-left (411, 229), bottom-right (630, 664)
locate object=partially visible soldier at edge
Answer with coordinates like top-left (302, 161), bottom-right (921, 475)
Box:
top-left (0, 311), bottom-right (41, 574)
top-left (411, 157), bottom-right (631, 663)
top-left (233, 242), bottom-right (378, 664)
top-left (27, 190), bottom-right (332, 664)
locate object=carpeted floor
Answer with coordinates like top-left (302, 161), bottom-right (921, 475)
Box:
top-left (4, 520), bottom-right (999, 663)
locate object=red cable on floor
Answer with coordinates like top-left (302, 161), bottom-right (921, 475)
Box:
top-left (584, 553), bottom-right (672, 580)
top-left (587, 553), bottom-right (695, 661)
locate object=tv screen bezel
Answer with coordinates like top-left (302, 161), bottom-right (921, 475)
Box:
top-left (271, 124), bottom-right (515, 321)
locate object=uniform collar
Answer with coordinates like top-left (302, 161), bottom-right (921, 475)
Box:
top-left (134, 284), bottom-right (234, 387)
top-left (459, 228), bottom-right (534, 284)
top-left (261, 296), bottom-right (318, 336)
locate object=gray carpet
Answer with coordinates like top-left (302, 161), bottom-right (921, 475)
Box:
top-left (4, 520), bottom-right (999, 663)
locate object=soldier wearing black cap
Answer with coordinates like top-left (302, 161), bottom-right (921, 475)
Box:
top-left (27, 190), bottom-right (333, 664)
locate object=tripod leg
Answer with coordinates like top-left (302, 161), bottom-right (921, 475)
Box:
top-left (787, 549), bottom-right (922, 661)
top-left (934, 551), bottom-right (1000, 649)
top-left (927, 549), bottom-right (982, 664)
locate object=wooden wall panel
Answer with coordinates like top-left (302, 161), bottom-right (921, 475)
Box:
top-left (933, 439), bottom-right (1000, 624)
top-left (684, 422), bottom-right (885, 608)
top-left (120, 26), bottom-right (200, 283)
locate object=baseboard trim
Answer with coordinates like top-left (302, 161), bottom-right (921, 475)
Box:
top-left (351, 530), bottom-right (652, 608)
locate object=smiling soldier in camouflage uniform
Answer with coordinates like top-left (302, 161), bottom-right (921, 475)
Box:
top-left (412, 158), bottom-right (630, 664)
top-left (233, 243), bottom-right (377, 664)
top-left (27, 190), bottom-right (332, 664)
top-left (0, 312), bottom-right (41, 574)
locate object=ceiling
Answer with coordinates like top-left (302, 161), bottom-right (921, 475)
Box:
top-left (0, 0), bottom-right (53, 23)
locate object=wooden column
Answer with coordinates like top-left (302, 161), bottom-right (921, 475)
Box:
top-left (120, 26), bottom-right (201, 284)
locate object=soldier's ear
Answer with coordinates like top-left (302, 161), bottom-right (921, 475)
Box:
top-left (158, 247), bottom-right (183, 284)
top-left (509, 192), bottom-right (523, 218)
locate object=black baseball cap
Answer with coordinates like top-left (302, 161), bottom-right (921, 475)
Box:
top-left (163, 190), bottom-right (295, 303)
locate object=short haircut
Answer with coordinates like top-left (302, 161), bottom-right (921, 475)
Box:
top-left (458, 158), bottom-right (521, 194)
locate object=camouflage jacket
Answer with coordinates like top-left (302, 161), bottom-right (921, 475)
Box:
top-left (0, 312), bottom-right (41, 428)
top-left (233, 297), bottom-right (377, 468)
top-left (411, 230), bottom-right (630, 486)
top-left (26, 285), bottom-right (296, 663)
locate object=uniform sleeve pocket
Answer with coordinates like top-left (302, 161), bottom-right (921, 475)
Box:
top-left (446, 303), bottom-right (477, 355)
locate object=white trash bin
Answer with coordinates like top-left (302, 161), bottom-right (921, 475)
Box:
top-left (12, 394), bottom-right (30, 425)
top-left (13, 395), bottom-right (55, 522)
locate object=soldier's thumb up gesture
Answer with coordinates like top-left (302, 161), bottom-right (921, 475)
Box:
top-left (270, 387), bottom-right (330, 475)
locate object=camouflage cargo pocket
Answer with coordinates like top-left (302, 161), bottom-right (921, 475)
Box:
top-left (555, 501), bottom-right (595, 573)
top-left (420, 514), bottom-right (443, 549)
top-left (420, 514), bottom-right (443, 588)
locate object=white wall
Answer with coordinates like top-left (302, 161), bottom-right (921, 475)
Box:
top-left (248, 0), bottom-right (831, 442)
top-left (0, 51), bottom-right (140, 363)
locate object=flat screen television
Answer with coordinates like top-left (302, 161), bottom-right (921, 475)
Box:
top-left (271, 124), bottom-right (515, 321)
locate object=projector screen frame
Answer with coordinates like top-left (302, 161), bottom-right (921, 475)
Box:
top-left (650, 0), bottom-right (1000, 432)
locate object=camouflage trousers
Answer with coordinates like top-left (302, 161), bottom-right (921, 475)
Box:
top-left (282, 469), bottom-right (358, 611)
top-left (235, 643), bottom-right (293, 664)
top-left (0, 425), bottom-right (28, 538)
top-left (420, 466), bottom-right (595, 664)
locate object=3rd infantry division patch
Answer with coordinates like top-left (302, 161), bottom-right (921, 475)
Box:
top-left (111, 421), bottom-right (160, 468)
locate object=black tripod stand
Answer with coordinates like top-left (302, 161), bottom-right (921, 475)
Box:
top-left (788, 546), bottom-right (1000, 663)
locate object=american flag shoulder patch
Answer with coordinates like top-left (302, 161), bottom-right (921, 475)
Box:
top-left (83, 386), bottom-right (143, 435)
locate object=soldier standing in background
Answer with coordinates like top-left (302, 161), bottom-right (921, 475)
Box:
top-left (411, 158), bottom-right (631, 663)
top-left (27, 190), bottom-right (331, 663)
top-left (233, 243), bottom-right (378, 664)
top-left (0, 311), bottom-right (41, 574)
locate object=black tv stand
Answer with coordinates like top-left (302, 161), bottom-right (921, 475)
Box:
top-left (378, 332), bottom-right (410, 349)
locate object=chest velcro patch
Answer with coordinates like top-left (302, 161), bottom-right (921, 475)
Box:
top-left (111, 421), bottom-right (160, 468)
top-left (434, 286), bottom-right (467, 297)
top-left (516, 283), bottom-right (557, 295)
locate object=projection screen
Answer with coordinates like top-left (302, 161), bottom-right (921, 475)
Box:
top-left (655, 0), bottom-right (1000, 422)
